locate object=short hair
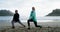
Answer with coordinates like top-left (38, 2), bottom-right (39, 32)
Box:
top-left (32, 7), bottom-right (35, 10)
top-left (15, 10), bottom-right (18, 12)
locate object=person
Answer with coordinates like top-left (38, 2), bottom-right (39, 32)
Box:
top-left (11, 10), bottom-right (25, 29)
top-left (27, 7), bottom-right (42, 29)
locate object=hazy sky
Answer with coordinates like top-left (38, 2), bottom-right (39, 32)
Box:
top-left (0, 0), bottom-right (60, 17)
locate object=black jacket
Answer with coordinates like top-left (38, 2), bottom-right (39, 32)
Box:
top-left (13, 13), bottom-right (19, 21)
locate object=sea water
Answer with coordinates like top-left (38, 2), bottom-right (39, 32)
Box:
top-left (0, 16), bottom-right (60, 27)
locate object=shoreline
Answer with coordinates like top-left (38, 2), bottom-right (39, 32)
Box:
top-left (0, 22), bottom-right (60, 27)
top-left (0, 22), bottom-right (60, 32)
top-left (0, 26), bottom-right (60, 32)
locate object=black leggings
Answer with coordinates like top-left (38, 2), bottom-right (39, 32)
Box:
top-left (27, 19), bottom-right (40, 27)
top-left (11, 20), bottom-right (25, 27)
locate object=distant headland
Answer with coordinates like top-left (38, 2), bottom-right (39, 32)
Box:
top-left (0, 10), bottom-right (14, 16)
top-left (47, 9), bottom-right (60, 16)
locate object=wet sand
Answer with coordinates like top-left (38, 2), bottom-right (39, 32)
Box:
top-left (0, 22), bottom-right (60, 32)
top-left (0, 26), bottom-right (60, 32)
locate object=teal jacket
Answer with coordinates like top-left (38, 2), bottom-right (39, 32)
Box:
top-left (29, 10), bottom-right (37, 22)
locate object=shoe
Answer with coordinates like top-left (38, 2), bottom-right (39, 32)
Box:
top-left (12, 26), bottom-right (15, 29)
top-left (28, 28), bottom-right (30, 30)
top-left (40, 26), bottom-right (42, 28)
top-left (24, 25), bottom-right (26, 27)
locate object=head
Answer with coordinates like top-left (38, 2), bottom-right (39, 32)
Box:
top-left (32, 7), bottom-right (35, 11)
top-left (15, 10), bottom-right (18, 13)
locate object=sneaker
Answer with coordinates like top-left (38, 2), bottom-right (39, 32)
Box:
top-left (28, 28), bottom-right (30, 30)
top-left (12, 26), bottom-right (15, 29)
top-left (40, 26), bottom-right (42, 28)
top-left (23, 25), bottom-right (26, 27)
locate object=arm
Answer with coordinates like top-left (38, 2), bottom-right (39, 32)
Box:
top-left (18, 14), bottom-right (19, 19)
top-left (29, 11), bottom-right (32, 19)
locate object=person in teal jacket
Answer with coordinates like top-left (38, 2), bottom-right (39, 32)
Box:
top-left (27, 7), bottom-right (42, 29)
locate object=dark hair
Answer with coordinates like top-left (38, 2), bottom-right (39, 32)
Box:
top-left (15, 10), bottom-right (18, 12)
top-left (32, 7), bottom-right (35, 10)
top-left (15, 10), bottom-right (18, 13)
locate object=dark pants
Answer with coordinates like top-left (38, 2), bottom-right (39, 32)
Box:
top-left (27, 19), bottom-right (41, 28)
top-left (11, 20), bottom-right (25, 28)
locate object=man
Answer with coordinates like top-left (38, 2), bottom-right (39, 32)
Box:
top-left (27, 7), bottom-right (42, 29)
top-left (11, 10), bottom-right (25, 29)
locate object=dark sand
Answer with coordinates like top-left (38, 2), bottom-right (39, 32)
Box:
top-left (0, 26), bottom-right (60, 32)
top-left (0, 22), bottom-right (60, 32)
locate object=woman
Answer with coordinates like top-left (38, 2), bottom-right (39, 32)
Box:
top-left (27, 7), bottom-right (42, 29)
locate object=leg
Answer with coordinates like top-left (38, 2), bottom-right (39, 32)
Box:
top-left (18, 20), bottom-right (25, 27)
top-left (34, 21), bottom-right (42, 28)
top-left (11, 21), bottom-right (15, 29)
top-left (27, 19), bottom-right (33, 29)
top-left (27, 20), bottom-right (30, 29)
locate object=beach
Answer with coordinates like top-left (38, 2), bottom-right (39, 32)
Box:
top-left (0, 22), bottom-right (60, 32)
